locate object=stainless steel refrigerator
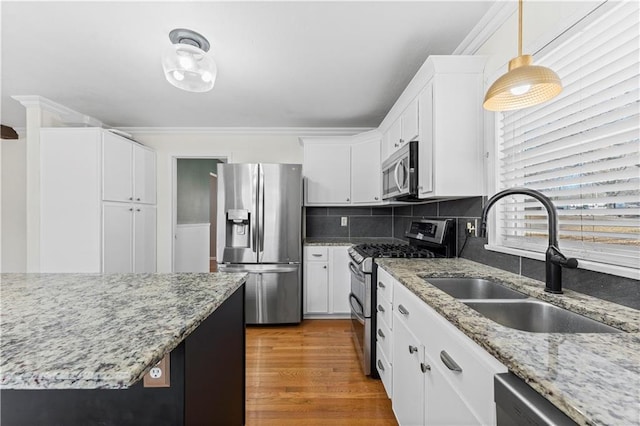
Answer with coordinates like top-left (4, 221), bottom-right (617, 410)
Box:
top-left (217, 163), bottom-right (302, 324)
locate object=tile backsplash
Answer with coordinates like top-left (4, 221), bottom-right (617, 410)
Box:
top-left (304, 197), bottom-right (640, 310)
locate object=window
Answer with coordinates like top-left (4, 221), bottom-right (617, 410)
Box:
top-left (494, 1), bottom-right (639, 270)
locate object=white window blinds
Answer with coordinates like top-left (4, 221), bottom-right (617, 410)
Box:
top-left (496, 0), bottom-right (640, 269)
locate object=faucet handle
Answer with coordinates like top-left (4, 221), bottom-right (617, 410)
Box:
top-left (547, 246), bottom-right (578, 269)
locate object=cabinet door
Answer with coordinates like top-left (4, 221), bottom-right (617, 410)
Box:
top-left (134, 205), bottom-right (156, 273)
top-left (304, 261), bottom-right (329, 313)
top-left (388, 118), bottom-right (402, 154)
top-left (133, 145), bottom-right (156, 205)
top-left (304, 143), bottom-right (351, 205)
top-left (402, 97), bottom-right (419, 143)
top-left (329, 247), bottom-right (351, 314)
top-left (418, 82), bottom-right (434, 196)
top-left (351, 137), bottom-right (381, 204)
top-left (103, 132), bottom-right (133, 202)
top-left (392, 314), bottom-right (425, 426)
top-left (103, 203), bottom-right (133, 273)
top-left (424, 351), bottom-right (479, 426)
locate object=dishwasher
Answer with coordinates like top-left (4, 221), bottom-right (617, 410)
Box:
top-left (494, 373), bottom-right (577, 426)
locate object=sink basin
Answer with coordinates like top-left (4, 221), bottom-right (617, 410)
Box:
top-left (464, 300), bottom-right (622, 333)
top-left (425, 278), bottom-right (527, 299)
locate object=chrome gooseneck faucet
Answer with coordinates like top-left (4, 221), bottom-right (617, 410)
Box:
top-left (479, 188), bottom-right (578, 294)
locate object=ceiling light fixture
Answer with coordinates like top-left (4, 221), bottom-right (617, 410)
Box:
top-left (483, 0), bottom-right (562, 111)
top-left (162, 28), bottom-right (217, 93)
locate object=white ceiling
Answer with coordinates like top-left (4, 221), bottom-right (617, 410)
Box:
top-left (1, 1), bottom-right (493, 130)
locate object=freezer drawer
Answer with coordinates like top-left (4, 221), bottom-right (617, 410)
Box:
top-left (220, 264), bottom-right (301, 324)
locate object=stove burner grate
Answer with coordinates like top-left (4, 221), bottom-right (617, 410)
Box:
top-left (355, 243), bottom-right (436, 259)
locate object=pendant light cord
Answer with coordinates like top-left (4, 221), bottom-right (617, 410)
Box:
top-left (518, 0), bottom-right (523, 57)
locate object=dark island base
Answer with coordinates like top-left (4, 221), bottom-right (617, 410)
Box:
top-left (1, 285), bottom-right (246, 426)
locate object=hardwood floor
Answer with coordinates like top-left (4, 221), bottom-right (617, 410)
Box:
top-left (246, 320), bottom-right (397, 425)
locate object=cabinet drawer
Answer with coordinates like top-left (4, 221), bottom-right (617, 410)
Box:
top-left (376, 293), bottom-right (393, 331)
top-left (304, 246), bottom-right (328, 261)
top-left (376, 266), bottom-right (394, 302)
top-left (393, 280), bottom-right (431, 332)
top-left (376, 311), bottom-right (393, 363)
top-left (376, 342), bottom-right (393, 399)
top-left (421, 303), bottom-right (506, 425)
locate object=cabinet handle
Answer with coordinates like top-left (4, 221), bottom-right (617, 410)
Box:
top-left (440, 350), bottom-right (463, 372)
top-left (408, 345), bottom-right (418, 354)
top-left (398, 304), bottom-right (409, 315)
top-left (377, 360), bottom-right (385, 372)
top-left (421, 363), bottom-right (431, 373)
top-left (377, 304), bottom-right (385, 313)
top-left (312, 254), bottom-right (323, 257)
top-left (378, 281), bottom-right (386, 289)
top-left (377, 329), bottom-right (385, 339)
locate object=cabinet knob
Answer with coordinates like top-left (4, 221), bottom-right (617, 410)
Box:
top-left (408, 345), bottom-right (418, 354)
top-left (377, 360), bottom-right (385, 372)
top-left (136, 208), bottom-right (141, 212)
top-left (129, 208), bottom-right (134, 211)
top-left (377, 329), bottom-right (385, 339)
top-left (374, 196), bottom-right (379, 200)
top-left (394, 143), bottom-right (399, 148)
top-left (400, 138), bottom-right (405, 143)
top-left (323, 265), bottom-right (327, 269)
top-left (421, 363), bottom-right (431, 373)
top-left (128, 197), bottom-right (133, 201)
top-left (346, 198), bottom-right (350, 202)
top-left (136, 197), bottom-right (141, 201)
top-left (377, 304), bottom-right (385, 313)
top-left (378, 282), bottom-right (386, 289)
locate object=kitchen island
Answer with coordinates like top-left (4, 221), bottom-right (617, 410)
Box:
top-left (376, 258), bottom-right (640, 426)
top-left (0, 272), bottom-right (247, 425)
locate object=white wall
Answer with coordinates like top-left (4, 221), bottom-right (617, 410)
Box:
top-left (132, 131), bottom-right (304, 272)
top-left (1, 138), bottom-right (27, 272)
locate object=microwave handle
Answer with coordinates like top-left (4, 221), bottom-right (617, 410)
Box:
top-left (394, 160), bottom-right (403, 191)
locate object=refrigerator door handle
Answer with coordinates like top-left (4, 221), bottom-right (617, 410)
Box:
top-left (258, 164), bottom-right (265, 261)
top-left (251, 165), bottom-right (259, 254)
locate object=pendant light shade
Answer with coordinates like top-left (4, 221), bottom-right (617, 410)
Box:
top-left (162, 29), bottom-right (217, 93)
top-left (483, 0), bottom-right (562, 111)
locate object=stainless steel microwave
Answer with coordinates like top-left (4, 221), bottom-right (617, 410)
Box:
top-left (381, 141), bottom-right (419, 201)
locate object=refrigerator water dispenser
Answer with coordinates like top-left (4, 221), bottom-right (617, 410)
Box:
top-left (226, 209), bottom-right (250, 248)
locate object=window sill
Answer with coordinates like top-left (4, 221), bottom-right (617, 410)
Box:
top-left (484, 245), bottom-right (640, 281)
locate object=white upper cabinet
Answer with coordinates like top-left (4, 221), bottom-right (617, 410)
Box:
top-left (103, 131), bottom-right (133, 202)
top-left (303, 140), bottom-right (351, 205)
top-left (379, 55), bottom-right (486, 200)
top-left (104, 132), bottom-right (156, 204)
top-left (301, 130), bottom-right (381, 206)
top-left (133, 145), bottom-right (157, 204)
top-left (351, 134), bottom-right (381, 204)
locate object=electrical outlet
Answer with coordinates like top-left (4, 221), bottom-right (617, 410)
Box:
top-left (143, 354), bottom-right (170, 388)
top-left (466, 220), bottom-right (477, 235)
top-left (341, 217), bottom-right (348, 227)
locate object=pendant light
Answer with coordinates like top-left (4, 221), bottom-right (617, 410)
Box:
top-left (162, 28), bottom-right (217, 93)
top-left (483, 0), bottom-right (562, 111)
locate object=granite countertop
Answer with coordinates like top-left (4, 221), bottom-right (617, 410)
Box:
top-left (304, 237), bottom-right (407, 246)
top-left (376, 258), bottom-right (640, 426)
top-left (0, 272), bottom-right (246, 390)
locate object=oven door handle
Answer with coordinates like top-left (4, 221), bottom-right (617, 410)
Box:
top-left (349, 261), bottom-right (365, 281)
top-left (349, 293), bottom-right (366, 325)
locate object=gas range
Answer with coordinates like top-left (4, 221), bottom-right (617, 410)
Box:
top-left (348, 219), bottom-right (456, 272)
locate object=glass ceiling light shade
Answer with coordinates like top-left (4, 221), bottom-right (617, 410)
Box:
top-left (483, 0), bottom-right (562, 111)
top-left (162, 28), bottom-right (217, 93)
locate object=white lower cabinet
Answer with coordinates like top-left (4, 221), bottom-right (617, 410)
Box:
top-left (303, 246), bottom-right (350, 317)
top-left (387, 270), bottom-right (507, 426)
top-left (103, 203), bottom-right (156, 273)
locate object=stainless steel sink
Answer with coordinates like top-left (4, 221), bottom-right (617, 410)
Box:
top-left (425, 278), bottom-right (528, 299)
top-left (464, 300), bottom-right (622, 333)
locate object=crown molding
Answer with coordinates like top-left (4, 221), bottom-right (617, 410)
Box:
top-left (453, 1), bottom-right (518, 55)
top-left (11, 95), bottom-right (103, 127)
top-left (120, 126), bottom-right (374, 136)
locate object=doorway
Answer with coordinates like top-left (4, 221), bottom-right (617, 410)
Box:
top-left (173, 158), bottom-right (223, 272)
